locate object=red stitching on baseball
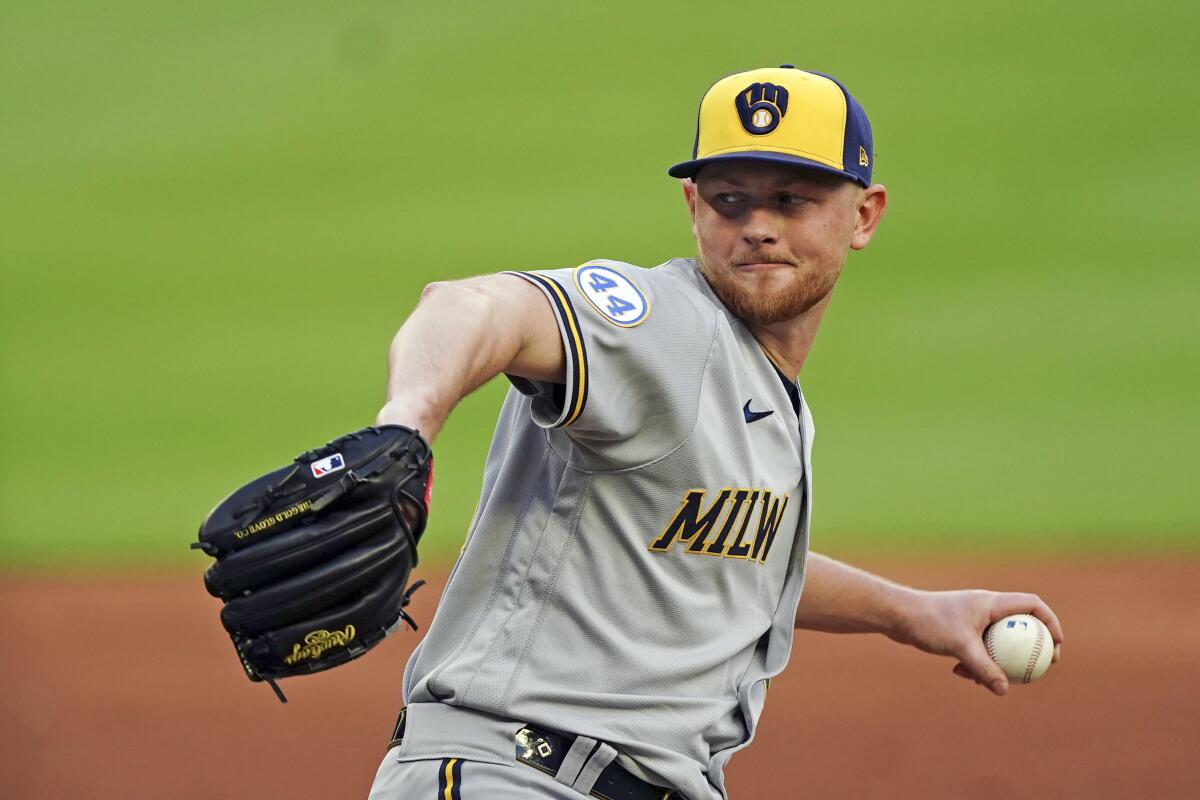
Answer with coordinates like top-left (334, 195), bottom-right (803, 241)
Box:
top-left (1024, 620), bottom-right (1045, 683)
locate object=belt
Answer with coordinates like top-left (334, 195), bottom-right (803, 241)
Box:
top-left (388, 708), bottom-right (675, 800)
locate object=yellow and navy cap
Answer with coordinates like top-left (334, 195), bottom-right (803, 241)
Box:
top-left (668, 65), bottom-right (874, 187)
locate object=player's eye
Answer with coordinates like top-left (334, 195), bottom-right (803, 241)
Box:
top-left (777, 193), bottom-right (810, 207)
top-left (715, 192), bottom-right (745, 205)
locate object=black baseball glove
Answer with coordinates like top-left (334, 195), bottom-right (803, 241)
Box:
top-left (192, 425), bottom-right (432, 702)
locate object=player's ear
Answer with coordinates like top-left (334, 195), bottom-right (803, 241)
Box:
top-left (681, 179), bottom-right (699, 234)
top-left (850, 184), bottom-right (887, 251)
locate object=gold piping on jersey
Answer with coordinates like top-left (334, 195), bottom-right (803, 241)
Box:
top-left (503, 271), bottom-right (589, 428)
top-left (438, 757), bottom-right (462, 800)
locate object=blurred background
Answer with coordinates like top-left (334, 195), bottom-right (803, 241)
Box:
top-left (2, 1), bottom-right (1196, 797)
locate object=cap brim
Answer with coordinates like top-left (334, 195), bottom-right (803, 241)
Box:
top-left (667, 152), bottom-right (866, 186)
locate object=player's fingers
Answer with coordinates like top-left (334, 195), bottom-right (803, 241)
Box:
top-left (993, 593), bottom-right (1064, 644)
top-left (960, 638), bottom-right (1009, 695)
top-left (1028, 599), bottom-right (1064, 645)
top-left (952, 663), bottom-right (981, 683)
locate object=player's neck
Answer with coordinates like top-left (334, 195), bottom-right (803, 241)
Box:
top-left (748, 292), bottom-right (834, 378)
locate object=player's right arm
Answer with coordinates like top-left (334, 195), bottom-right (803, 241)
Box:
top-left (374, 274), bottom-right (565, 441)
top-left (795, 553), bottom-right (1063, 695)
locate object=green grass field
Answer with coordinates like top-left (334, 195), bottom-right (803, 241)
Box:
top-left (2, 1), bottom-right (1196, 567)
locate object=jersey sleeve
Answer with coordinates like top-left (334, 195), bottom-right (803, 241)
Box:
top-left (503, 260), bottom-right (719, 468)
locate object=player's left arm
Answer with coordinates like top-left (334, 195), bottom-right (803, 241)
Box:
top-left (794, 552), bottom-right (1064, 695)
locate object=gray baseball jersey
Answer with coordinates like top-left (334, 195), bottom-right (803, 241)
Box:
top-left (395, 257), bottom-right (815, 800)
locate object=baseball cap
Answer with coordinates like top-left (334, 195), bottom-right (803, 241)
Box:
top-left (668, 65), bottom-right (874, 187)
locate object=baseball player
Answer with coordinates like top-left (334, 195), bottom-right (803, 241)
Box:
top-left (364, 66), bottom-right (1064, 800)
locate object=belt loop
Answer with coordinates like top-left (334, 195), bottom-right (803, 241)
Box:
top-left (387, 707), bottom-right (407, 750)
top-left (571, 742), bottom-right (617, 795)
top-left (553, 735), bottom-right (598, 788)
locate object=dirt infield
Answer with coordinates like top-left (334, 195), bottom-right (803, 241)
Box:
top-left (2, 558), bottom-right (1196, 798)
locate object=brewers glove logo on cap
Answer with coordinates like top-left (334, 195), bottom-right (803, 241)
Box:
top-left (736, 82), bottom-right (789, 135)
top-left (669, 64), bottom-right (874, 187)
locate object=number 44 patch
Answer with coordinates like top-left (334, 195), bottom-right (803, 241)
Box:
top-left (574, 264), bottom-right (650, 327)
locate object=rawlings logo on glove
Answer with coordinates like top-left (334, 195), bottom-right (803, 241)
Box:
top-left (283, 626), bottom-right (358, 665)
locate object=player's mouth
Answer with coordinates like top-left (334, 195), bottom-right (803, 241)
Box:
top-left (732, 258), bottom-right (797, 271)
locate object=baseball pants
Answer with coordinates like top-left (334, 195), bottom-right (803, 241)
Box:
top-left (368, 752), bottom-right (585, 799)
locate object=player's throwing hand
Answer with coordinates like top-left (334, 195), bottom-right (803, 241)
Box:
top-left (891, 589), bottom-right (1064, 695)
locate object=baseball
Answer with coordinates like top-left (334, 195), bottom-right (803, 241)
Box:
top-left (984, 614), bottom-right (1054, 684)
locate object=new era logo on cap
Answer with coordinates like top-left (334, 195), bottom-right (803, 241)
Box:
top-left (668, 65), bottom-right (874, 187)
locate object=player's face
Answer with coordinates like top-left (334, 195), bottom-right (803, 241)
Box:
top-left (684, 161), bottom-right (886, 326)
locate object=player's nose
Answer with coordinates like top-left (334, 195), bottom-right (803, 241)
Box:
top-left (741, 207), bottom-right (780, 246)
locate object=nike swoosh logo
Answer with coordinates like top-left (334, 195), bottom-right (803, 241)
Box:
top-left (743, 400), bottom-right (774, 424)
